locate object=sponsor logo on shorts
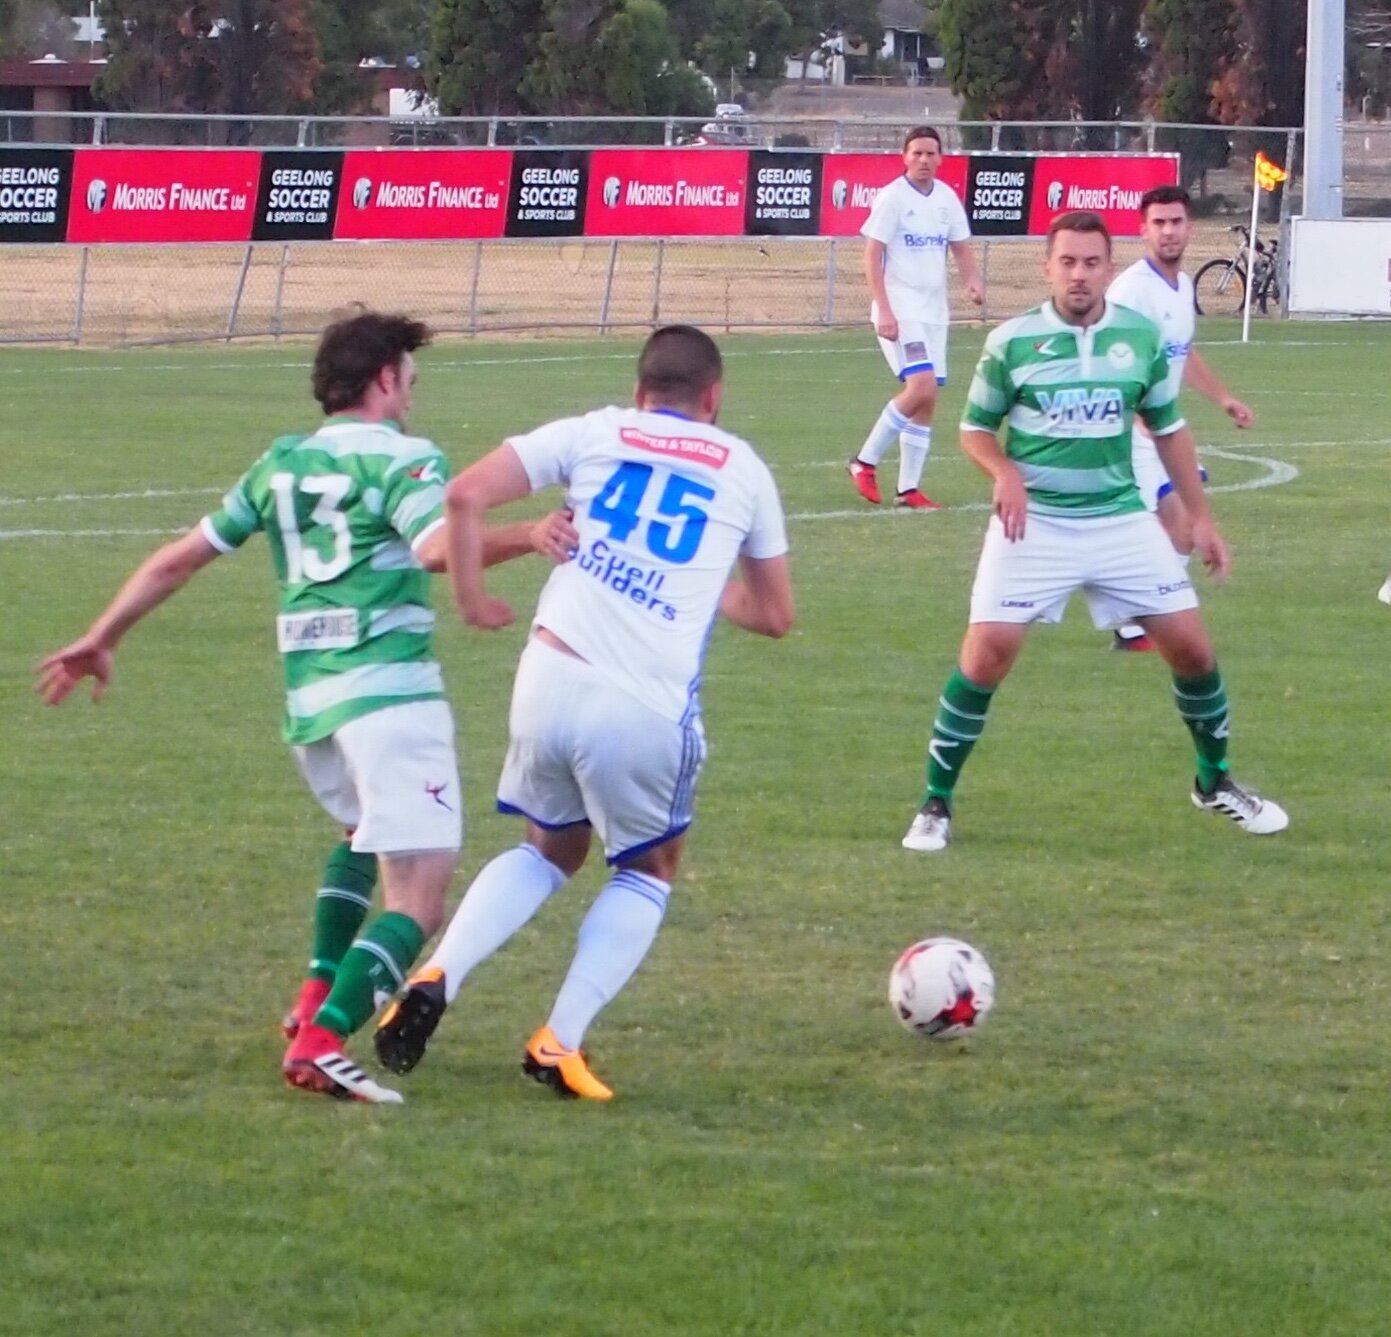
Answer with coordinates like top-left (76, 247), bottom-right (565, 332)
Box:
top-left (1000, 598), bottom-right (1036, 608)
top-left (425, 781), bottom-right (453, 811)
top-left (903, 340), bottom-right (928, 362)
top-left (1156, 580), bottom-right (1191, 595)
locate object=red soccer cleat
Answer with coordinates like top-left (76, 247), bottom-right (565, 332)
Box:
top-left (846, 458), bottom-right (881, 505)
top-left (894, 488), bottom-right (942, 511)
top-left (283, 1022), bottom-right (403, 1104)
top-left (1112, 630), bottom-right (1157, 653)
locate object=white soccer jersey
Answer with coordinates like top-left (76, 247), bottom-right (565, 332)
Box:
top-left (860, 174), bottom-right (971, 325)
top-left (507, 406), bottom-right (789, 725)
top-left (1108, 259), bottom-right (1196, 388)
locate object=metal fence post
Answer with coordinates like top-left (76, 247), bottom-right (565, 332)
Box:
top-left (598, 239), bottom-right (619, 333)
top-left (271, 244), bottom-right (292, 337)
top-left (651, 238), bottom-right (666, 325)
top-left (72, 246), bottom-right (90, 344)
top-left (978, 240), bottom-right (992, 323)
top-left (468, 241), bottom-right (483, 333)
top-left (226, 244), bottom-right (254, 340)
top-left (832, 119), bottom-right (844, 151)
top-left (991, 123), bottom-right (1002, 150)
top-left (296, 119), bottom-right (309, 148)
top-left (822, 238), bottom-right (838, 327)
top-left (664, 119), bottom-right (675, 147)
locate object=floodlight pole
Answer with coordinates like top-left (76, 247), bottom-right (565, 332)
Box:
top-left (1303, 0), bottom-right (1345, 219)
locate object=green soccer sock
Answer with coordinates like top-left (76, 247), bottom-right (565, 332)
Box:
top-left (922, 670), bottom-right (996, 805)
top-left (1173, 667), bottom-right (1230, 793)
top-left (314, 911), bottom-right (426, 1039)
top-left (308, 843), bottom-right (377, 983)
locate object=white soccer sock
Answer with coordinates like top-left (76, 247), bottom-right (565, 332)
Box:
top-left (897, 422), bottom-right (932, 494)
top-left (856, 401), bottom-right (910, 467)
top-left (546, 869), bottom-right (670, 1051)
top-left (426, 843), bottom-right (567, 1003)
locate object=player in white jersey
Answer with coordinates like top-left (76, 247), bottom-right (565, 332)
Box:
top-left (374, 325), bottom-right (795, 1100)
top-left (37, 312), bottom-right (576, 1104)
top-left (1107, 184), bottom-right (1256, 652)
top-left (848, 125), bottom-right (984, 510)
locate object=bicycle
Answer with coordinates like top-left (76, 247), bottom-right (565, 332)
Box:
top-left (1193, 225), bottom-right (1281, 316)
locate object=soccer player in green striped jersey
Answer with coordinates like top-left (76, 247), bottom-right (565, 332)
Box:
top-left (37, 311), bottom-right (576, 1103)
top-left (901, 212), bottom-right (1288, 853)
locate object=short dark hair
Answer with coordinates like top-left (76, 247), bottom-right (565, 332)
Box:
top-left (637, 325), bottom-right (723, 404)
top-left (903, 124), bottom-right (943, 153)
top-left (1046, 210), bottom-right (1112, 256)
top-left (312, 311), bottom-right (431, 414)
top-left (1139, 184), bottom-right (1193, 217)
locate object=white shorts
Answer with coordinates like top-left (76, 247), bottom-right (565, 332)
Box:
top-left (968, 510), bottom-right (1200, 629)
top-left (872, 305), bottom-right (948, 384)
top-left (1132, 427), bottom-right (1207, 512)
top-left (292, 699), bottom-right (463, 854)
top-left (497, 638), bottom-right (707, 864)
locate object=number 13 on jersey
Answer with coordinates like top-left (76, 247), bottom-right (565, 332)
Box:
top-left (589, 462), bottom-right (715, 564)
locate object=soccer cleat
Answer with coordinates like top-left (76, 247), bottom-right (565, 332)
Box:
top-left (283, 1022), bottom-right (404, 1104)
top-left (522, 1025), bottom-right (614, 1101)
top-left (373, 966), bottom-right (448, 1074)
top-left (846, 458), bottom-right (882, 505)
top-left (1378, 575), bottom-right (1391, 605)
top-left (1112, 629), bottom-right (1156, 653)
top-left (902, 796), bottom-right (952, 852)
top-left (893, 488), bottom-right (942, 511)
top-left (1190, 774), bottom-right (1289, 835)
top-left (281, 976), bottom-right (332, 1040)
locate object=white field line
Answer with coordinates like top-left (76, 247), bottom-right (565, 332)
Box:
top-left (0, 448), bottom-right (1298, 539)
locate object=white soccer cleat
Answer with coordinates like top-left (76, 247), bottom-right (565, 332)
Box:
top-left (902, 797), bottom-right (952, 852)
top-left (284, 1048), bottom-right (405, 1104)
top-left (1190, 774), bottom-right (1289, 835)
top-left (1377, 576), bottom-right (1391, 606)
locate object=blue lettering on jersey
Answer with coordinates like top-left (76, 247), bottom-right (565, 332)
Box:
top-left (1164, 339), bottom-right (1192, 359)
top-left (903, 232), bottom-right (948, 248)
top-left (1037, 387), bottom-right (1124, 428)
top-left (576, 538), bottom-right (677, 620)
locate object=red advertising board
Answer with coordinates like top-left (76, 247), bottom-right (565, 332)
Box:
top-left (67, 149), bottom-right (259, 244)
top-left (1026, 155), bottom-right (1180, 235)
top-left (818, 153), bottom-right (968, 237)
top-left (335, 149), bottom-right (512, 240)
top-left (585, 149), bottom-right (748, 237)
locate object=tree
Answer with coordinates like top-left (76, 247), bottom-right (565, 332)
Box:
top-left (938, 0), bottom-right (1057, 124)
top-left (1143, 0), bottom-right (1233, 186)
top-left (1051, 0), bottom-right (1148, 134)
top-left (96, 0), bottom-right (322, 137)
top-left (429, 0), bottom-right (544, 117)
top-left (0, 0), bottom-right (76, 59)
top-left (1211, 0), bottom-right (1306, 127)
top-left (523, 0), bottom-right (712, 120)
top-left (313, 0), bottom-right (436, 113)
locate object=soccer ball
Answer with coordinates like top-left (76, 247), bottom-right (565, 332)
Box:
top-left (888, 937), bottom-right (995, 1039)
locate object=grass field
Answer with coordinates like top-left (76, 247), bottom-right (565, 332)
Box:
top-left (3, 320), bottom-right (1390, 1336)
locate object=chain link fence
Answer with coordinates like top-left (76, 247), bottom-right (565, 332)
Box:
top-left (3, 112), bottom-right (1388, 346)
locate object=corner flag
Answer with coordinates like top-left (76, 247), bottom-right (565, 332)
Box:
top-left (1255, 151), bottom-right (1289, 192)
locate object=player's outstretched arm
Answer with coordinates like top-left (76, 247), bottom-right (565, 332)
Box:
top-left (415, 509), bottom-right (578, 573)
top-left (1152, 425), bottom-right (1230, 583)
top-left (35, 528), bottom-right (222, 705)
top-left (950, 240), bottom-right (986, 306)
top-left (719, 554), bottom-right (794, 639)
top-left (961, 427), bottom-right (1027, 541)
top-left (444, 445), bottom-right (534, 630)
top-left (1183, 347), bottom-right (1255, 428)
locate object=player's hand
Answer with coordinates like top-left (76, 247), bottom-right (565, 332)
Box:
top-left (1191, 518), bottom-right (1231, 584)
top-left (36, 635), bottom-right (114, 705)
top-left (461, 595), bottom-right (515, 631)
top-left (965, 278), bottom-right (986, 307)
top-left (532, 508), bottom-right (579, 564)
top-left (993, 470), bottom-right (1029, 542)
top-left (874, 312), bottom-right (899, 341)
top-left (1222, 396), bottom-right (1255, 429)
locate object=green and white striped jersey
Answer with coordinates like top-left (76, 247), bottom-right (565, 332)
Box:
top-left (200, 416), bottom-right (448, 745)
top-left (961, 300), bottom-right (1185, 518)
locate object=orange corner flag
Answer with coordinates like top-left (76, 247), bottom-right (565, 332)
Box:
top-left (1255, 151), bottom-right (1289, 192)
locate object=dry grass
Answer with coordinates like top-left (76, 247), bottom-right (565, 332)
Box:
top-left (0, 222), bottom-right (1260, 347)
